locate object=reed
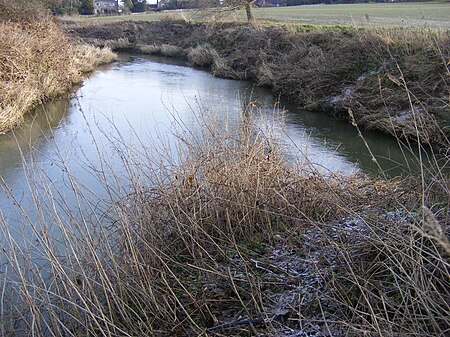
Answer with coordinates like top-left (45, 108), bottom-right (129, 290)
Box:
top-left (0, 2), bottom-right (448, 334)
top-left (1, 102), bottom-right (447, 336)
top-left (0, 0), bottom-right (116, 132)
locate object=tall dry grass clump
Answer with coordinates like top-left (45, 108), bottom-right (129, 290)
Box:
top-left (0, 0), bottom-right (116, 132)
top-left (349, 28), bottom-right (450, 146)
top-left (1, 104), bottom-right (447, 336)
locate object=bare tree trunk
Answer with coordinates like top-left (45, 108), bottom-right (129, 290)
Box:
top-left (245, 0), bottom-right (253, 22)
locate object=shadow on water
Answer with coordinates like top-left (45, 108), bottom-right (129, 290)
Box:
top-left (0, 99), bottom-right (71, 180)
top-left (282, 102), bottom-right (429, 177)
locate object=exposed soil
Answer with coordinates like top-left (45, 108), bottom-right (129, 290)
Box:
top-left (65, 20), bottom-right (449, 150)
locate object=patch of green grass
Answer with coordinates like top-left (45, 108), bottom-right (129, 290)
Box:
top-left (242, 239), bottom-right (268, 256)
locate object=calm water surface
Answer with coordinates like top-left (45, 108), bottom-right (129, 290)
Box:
top-left (0, 54), bottom-right (425, 245)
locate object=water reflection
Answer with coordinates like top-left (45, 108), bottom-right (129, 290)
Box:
top-left (0, 99), bottom-right (70, 181)
top-left (282, 103), bottom-right (425, 176)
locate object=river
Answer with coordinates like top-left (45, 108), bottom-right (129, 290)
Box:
top-left (0, 53), bottom-right (424, 249)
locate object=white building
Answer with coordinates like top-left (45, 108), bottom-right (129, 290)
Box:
top-left (95, 0), bottom-right (118, 14)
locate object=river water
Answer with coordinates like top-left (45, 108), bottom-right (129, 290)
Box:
top-left (0, 54), bottom-right (424, 247)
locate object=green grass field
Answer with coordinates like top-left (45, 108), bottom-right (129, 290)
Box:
top-left (256, 2), bottom-right (450, 28)
top-left (69, 2), bottom-right (450, 29)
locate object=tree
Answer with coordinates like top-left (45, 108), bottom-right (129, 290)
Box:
top-left (80, 0), bottom-right (94, 14)
top-left (130, 0), bottom-right (147, 12)
top-left (217, 0), bottom-right (256, 22)
top-left (39, 0), bottom-right (62, 13)
top-left (35, 0), bottom-right (81, 15)
top-left (123, 0), bottom-right (147, 13)
top-left (186, 0), bottom-right (255, 22)
top-left (243, 0), bottom-right (254, 21)
top-left (123, 0), bottom-right (133, 12)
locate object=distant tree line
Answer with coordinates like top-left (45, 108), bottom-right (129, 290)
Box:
top-left (160, 0), bottom-right (438, 9)
top-left (30, 0), bottom-right (96, 15)
top-left (45, 0), bottom-right (149, 15)
top-left (285, 0), bottom-right (433, 5)
top-left (35, 0), bottom-right (81, 15)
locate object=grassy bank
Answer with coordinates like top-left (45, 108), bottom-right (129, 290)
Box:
top-left (68, 19), bottom-right (449, 149)
top-left (1, 109), bottom-right (448, 336)
top-left (0, 0), bottom-right (116, 132)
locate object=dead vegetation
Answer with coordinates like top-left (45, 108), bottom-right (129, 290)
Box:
top-left (68, 20), bottom-right (449, 149)
top-left (329, 207), bottom-right (450, 336)
top-left (1, 105), bottom-right (448, 336)
top-left (0, 0), bottom-right (116, 132)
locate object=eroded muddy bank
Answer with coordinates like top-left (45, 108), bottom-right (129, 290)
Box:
top-left (67, 20), bottom-right (449, 150)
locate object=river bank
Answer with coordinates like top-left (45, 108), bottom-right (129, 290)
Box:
top-left (67, 19), bottom-right (449, 150)
top-left (0, 0), bottom-right (116, 132)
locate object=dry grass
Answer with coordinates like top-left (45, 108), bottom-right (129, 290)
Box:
top-left (1, 103), bottom-right (447, 336)
top-left (0, 0), bottom-right (116, 132)
top-left (139, 43), bottom-right (185, 58)
top-left (187, 44), bottom-right (239, 78)
top-left (321, 201), bottom-right (450, 336)
top-left (187, 44), bottom-right (220, 67)
top-left (74, 44), bottom-right (117, 72)
top-left (349, 28), bottom-right (450, 146)
top-left (0, 3), bottom-right (448, 335)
